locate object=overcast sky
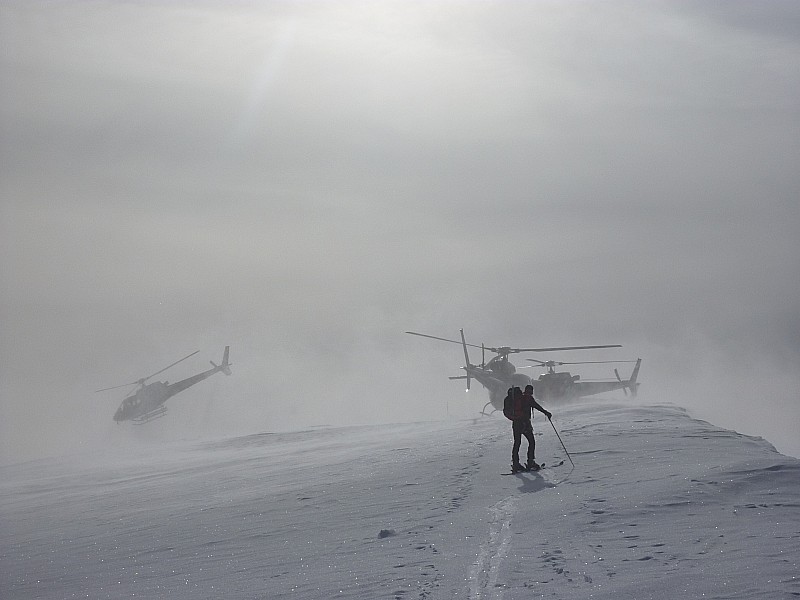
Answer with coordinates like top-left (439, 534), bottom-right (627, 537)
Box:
top-left (2, 0), bottom-right (798, 462)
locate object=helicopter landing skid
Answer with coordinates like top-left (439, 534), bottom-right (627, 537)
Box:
top-left (480, 402), bottom-right (497, 417)
top-left (133, 406), bottom-right (168, 424)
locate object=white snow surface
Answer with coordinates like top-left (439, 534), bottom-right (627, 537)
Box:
top-left (2, 400), bottom-right (798, 599)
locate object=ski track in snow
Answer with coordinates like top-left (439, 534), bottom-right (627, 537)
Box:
top-left (1, 402), bottom-right (799, 599)
top-left (468, 496), bottom-right (517, 599)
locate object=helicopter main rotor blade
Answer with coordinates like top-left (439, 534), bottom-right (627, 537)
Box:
top-left (512, 344), bottom-right (622, 353)
top-left (94, 381), bottom-right (139, 393)
top-left (563, 359), bottom-right (638, 364)
top-left (95, 350), bottom-right (200, 393)
top-left (525, 358), bottom-right (549, 366)
top-left (525, 358), bottom-right (637, 365)
top-left (143, 350), bottom-right (200, 382)
top-left (405, 331), bottom-right (486, 351)
top-left (407, 332), bottom-right (622, 356)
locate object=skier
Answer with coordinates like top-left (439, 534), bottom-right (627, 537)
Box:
top-left (503, 384), bottom-right (552, 472)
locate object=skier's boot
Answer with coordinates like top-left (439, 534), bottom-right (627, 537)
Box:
top-left (526, 460), bottom-right (540, 471)
top-left (511, 462), bottom-right (525, 473)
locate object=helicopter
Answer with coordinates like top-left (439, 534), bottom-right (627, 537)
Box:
top-left (526, 356), bottom-right (641, 403)
top-left (406, 330), bottom-right (641, 414)
top-left (96, 346), bottom-right (232, 424)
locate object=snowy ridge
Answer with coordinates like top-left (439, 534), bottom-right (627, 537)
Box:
top-left (1, 401), bottom-right (798, 599)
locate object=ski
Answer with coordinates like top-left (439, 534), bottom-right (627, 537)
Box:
top-left (502, 463), bottom-right (543, 475)
top-left (501, 460), bottom-right (564, 475)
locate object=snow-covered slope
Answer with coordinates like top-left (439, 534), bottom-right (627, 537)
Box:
top-left (2, 401), bottom-right (798, 599)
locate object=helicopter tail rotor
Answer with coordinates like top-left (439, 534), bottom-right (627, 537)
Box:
top-left (459, 329), bottom-right (471, 391)
top-left (615, 359), bottom-right (642, 397)
top-left (210, 346), bottom-right (232, 376)
top-left (614, 368), bottom-right (628, 396)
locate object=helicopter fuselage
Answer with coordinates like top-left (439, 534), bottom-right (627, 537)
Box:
top-left (473, 359), bottom-right (642, 411)
top-left (113, 381), bottom-right (170, 422)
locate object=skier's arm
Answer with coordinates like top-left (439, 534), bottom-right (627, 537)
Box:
top-left (531, 399), bottom-right (552, 420)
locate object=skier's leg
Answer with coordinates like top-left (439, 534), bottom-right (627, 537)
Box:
top-left (524, 422), bottom-right (537, 468)
top-left (512, 421), bottom-right (523, 468)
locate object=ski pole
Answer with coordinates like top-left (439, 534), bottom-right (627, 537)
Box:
top-left (549, 417), bottom-right (574, 467)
